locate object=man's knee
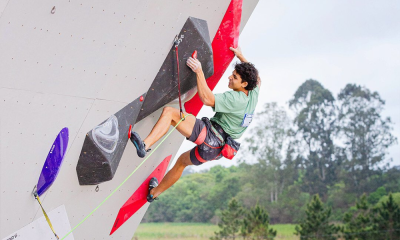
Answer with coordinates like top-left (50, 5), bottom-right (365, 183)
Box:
top-left (162, 106), bottom-right (178, 117)
top-left (176, 151), bottom-right (192, 168)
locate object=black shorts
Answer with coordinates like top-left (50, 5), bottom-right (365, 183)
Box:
top-left (187, 118), bottom-right (226, 165)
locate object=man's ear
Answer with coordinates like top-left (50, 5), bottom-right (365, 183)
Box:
top-left (242, 81), bottom-right (248, 88)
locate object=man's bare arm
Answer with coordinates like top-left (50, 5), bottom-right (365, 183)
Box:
top-left (230, 46), bottom-right (261, 87)
top-left (186, 57), bottom-right (215, 107)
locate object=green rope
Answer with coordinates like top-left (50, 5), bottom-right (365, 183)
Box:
top-left (61, 114), bottom-right (192, 240)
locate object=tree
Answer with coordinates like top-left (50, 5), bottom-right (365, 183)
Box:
top-left (368, 186), bottom-right (387, 205)
top-left (289, 79), bottom-right (338, 198)
top-left (295, 194), bottom-right (340, 240)
top-left (211, 198), bottom-right (244, 240)
top-left (370, 193), bottom-right (400, 240)
top-left (337, 84), bottom-right (397, 194)
top-left (241, 204), bottom-right (277, 240)
top-left (342, 194), bottom-right (373, 240)
top-left (244, 102), bottom-right (292, 203)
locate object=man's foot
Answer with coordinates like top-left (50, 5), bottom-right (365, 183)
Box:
top-left (130, 131), bottom-right (150, 158)
top-left (147, 177), bottom-right (159, 202)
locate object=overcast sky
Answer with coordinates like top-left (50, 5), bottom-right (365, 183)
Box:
top-left (174, 0), bottom-right (400, 171)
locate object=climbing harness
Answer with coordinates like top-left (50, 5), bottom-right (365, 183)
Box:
top-left (174, 35), bottom-right (185, 120)
top-left (32, 185), bottom-right (60, 239)
top-left (60, 114), bottom-right (193, 240)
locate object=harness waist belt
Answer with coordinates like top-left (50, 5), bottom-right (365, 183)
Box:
top-left (210, 121), bottom-right (229, 141)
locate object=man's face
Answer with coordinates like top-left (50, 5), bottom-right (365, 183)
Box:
top-left (228, 70), bottom-right (248, 91)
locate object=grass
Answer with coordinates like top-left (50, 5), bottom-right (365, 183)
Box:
top-left (133, 222), bottom-right (298, 240)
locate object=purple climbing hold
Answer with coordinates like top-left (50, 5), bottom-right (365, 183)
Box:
top-left (37, 127), bottom-right (69, 196)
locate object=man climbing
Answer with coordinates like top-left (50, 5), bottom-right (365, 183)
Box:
top-left (130, 46), bottom-right (260, 202)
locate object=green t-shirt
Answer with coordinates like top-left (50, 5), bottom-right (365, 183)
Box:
top-left (210, 86), bottom-right (259, 139)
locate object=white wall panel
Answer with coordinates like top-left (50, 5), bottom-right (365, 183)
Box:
top-left (1, 0), bottom-right (258, 239)
top-left (0, 88), bottom-right (94, 237)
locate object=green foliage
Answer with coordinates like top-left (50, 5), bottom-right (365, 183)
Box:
top-left (295, 195), bottom-right (340, 240)
top-left (211, 198), bottom-right (244, 240)
top-left (368, 186), bottom-right (387, 205)
top-left (337, 84), bottom-right (397, 195)
top-left (342, 192), bottom-right (400, 239)
top-left (376, 192), bottom-right (400, 208)
top-left (289, 79), bottom-right (338, 198)
top-left (370, 193), bottom-right (400, 239)
top-left (342, 194), bottom-right (373, 240)
top-left (241, 205), bottom-right (277, 240)
top-left (243, 102), bottom-right (292, 205)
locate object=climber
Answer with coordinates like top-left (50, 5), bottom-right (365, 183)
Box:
top-left (130, 46), bottom-right (260, 202)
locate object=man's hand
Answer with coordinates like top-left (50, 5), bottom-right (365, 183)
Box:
top-left (230, 46), bottom-right (248, 63)
top-left (186, 57), bottom-right (202, 74)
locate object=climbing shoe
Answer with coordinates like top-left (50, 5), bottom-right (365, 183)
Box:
top-left (147, 177), bottom-right (159, 203)
top-left (130, 131), bottom-right (150, 158)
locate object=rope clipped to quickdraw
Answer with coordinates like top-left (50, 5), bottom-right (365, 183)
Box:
top-left (60, 114), bottom-right (192, 240)
top-left (174, 35), bottom-right (185, 120)
top-left (32, 186), bottom-right (60, 239)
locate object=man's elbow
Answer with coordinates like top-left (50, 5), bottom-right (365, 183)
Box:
top-left (202, 97), bottom-right (215, 107)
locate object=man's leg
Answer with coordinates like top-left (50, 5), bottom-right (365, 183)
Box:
top-left (143, 107), bottom-right (196, 150)
top-left (150, 150), bottom-right (192, 199)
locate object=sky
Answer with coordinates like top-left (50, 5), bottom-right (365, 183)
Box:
top-left (172, 0), bottom-right (400, 171)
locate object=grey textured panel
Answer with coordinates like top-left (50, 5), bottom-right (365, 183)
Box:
top-left (136, 17), bottom-right (214, 122)
top-left (76, 93), bottom-right (145, 185)
top-left (77, 17), bottom-right (213, 185)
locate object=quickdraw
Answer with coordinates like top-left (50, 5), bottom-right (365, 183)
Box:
top-left (32, 185), bottom-right (60, 239)
top-left (174, 35), bottom-right (185, 120)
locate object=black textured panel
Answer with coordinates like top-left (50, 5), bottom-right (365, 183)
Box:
top-left (76, 17), bottom-right (213, 185)
top-left (136, 17), bottom-right (213, 122)
top-left (77, 93), bottom-right (146, 185)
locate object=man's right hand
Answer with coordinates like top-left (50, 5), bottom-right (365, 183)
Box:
top-left (230, 46), bottom-right (248, 63)
top-left (186, 57), bottom-right (202, 74)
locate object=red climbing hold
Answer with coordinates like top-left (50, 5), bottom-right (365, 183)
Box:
top-left (191, 50), bottom-right (197, 59)
top-left (128, 125), bottom-right (132, 139)
top-left (140, 96), bottom-right (144, 102)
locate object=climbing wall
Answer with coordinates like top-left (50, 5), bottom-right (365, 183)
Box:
top-left (0, 0), bottom-right (259, 239)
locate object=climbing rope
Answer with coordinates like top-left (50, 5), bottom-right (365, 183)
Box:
top-left (33, 188), bottom-right (60, 239)
top-left (60, 114), bottom-right (192, 240)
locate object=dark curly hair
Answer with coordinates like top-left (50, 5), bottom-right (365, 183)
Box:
top-left (234, 62), bottom-right (259, 91)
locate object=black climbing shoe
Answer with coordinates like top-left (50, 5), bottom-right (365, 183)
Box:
top-left (130, 131), bottom-right (150, 158)
top-left (147, 177), bottom-right (159, 203)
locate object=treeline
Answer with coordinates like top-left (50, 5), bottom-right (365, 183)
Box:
top-left (209, 193), bottom-right (400, 240)
top-left (143, 79), bottom-right (399, 226)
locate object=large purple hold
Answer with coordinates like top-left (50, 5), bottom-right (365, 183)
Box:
top-left (37, 128), bottom-right (69, 196)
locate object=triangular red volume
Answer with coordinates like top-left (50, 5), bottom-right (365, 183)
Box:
top-left (184, 0), bottom-right (243, 116)
top-left (110, 155), bottom-right (172, 235)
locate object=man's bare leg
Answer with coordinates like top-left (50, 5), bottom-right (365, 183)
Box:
top-left (143, 107), bottom-right (196, 150)
top-left (150, 150), bottom-right (192, 198)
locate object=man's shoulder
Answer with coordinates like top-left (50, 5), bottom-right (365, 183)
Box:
top-left (218, 90), bottom-right (245, 100)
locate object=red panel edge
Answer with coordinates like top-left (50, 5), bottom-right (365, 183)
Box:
top-left (184, 0), bottom-right (243, 116)
top-left (110, 155), bottom-right (172, 235)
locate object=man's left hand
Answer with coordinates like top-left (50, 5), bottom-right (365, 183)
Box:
top-left (186, 57), bottom-right (202, 74)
